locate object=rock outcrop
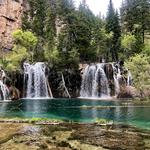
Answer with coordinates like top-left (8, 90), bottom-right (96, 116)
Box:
top-left (0, 0), bottom-right (27, 51)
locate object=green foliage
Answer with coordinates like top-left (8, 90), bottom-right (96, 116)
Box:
top-left (44, 6), bottom-right (56, 49)
top-left (12, 30), bottom-right (38, 49)
top-left (125, 54), bottom-right (150, 97)
top-left (76, 1), bottom-right (96, 61)
top-left (4, 30), bottom-right (38, 71)
top-left (121, 33), bottom-right (137, 59)
top-left (5, 46), bottom-right (29, 71)
top-left (142, 42), bottom-right (150, 56)
top-left (0, 117), bottom-right (64, 123)
top-left (121, 0), bottom-right (150, 43)
top-left (95, 118), bottom-right (111, 124)
top-left (44, 46), bottom-right (60, 64)
top-left (21, 0), bottom-right (123, 64)
top-left (22, 0), bottom-right (47, 37)
top-left (19, 0), bottom-right (149, 77)
top-left (67, 48), bottom-right (80, 66)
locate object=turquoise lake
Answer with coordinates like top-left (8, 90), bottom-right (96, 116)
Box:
top-left (0, 98), bottom-right (150, 130)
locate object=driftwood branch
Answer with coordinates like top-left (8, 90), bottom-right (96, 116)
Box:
top-left (46, 78), bottom-right (53, 98)
top-left (61, 73), bottom-right (71, 98)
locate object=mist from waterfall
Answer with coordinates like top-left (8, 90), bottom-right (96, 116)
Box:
top-left (23, 62), bottom-right (52, 98)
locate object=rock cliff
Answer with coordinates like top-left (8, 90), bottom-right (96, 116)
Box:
top-left (0, 0), bottom-right (27, 51)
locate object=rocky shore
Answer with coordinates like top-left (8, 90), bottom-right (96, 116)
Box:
top-left (0, 121), bottom-right (150, 150)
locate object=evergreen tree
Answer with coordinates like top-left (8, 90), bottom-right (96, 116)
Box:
top-left (120, 0), bottom-right (150, 44)
top-left (91, 16), bottom-right (110, 62)
top-left (75, 0), bottom-right (96, 61)
top-left (106, 0), bottom-right (121, 62)
top-left (56, 0), bottom-right (80, 68)
top-left (45, 1), bottom-right (56, 44)
top-left (28, 0), bottom-right (47, 37)
top-left (22, 0), bottom-right (57, 62)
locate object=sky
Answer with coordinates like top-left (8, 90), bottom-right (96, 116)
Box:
top-left (74, 0), bottom-right (122, 16)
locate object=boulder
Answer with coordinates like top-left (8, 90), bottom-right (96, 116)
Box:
top-left (117, 86), bottom-right (139, 99)
top-left (9, 86), bottom-right (20, 100)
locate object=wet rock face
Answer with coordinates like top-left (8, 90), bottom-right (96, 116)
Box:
top-left (0, 0), bottom-right (26, 50)
top-left (104, 63), bottom-right (115, 96)
top-left (48, 68), bottom-right (81, 98)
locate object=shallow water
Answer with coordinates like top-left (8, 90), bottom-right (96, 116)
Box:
top-left (0, 98), bottom-right (150, 130)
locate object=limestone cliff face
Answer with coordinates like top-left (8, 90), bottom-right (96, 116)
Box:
top-left (0, 0), bottom-right (27, 51)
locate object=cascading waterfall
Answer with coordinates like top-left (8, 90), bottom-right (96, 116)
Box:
top-left (0, 69), bottom-right (9, 100)
top-left (80, 65), bottom-right (96, 97)
top-left (80, 63), bottom-right (111, 98)
top-left (23, 62), bottom-right (53, 98)
top-left (92, 64), bottom-right (110, 97)
top-left (0, 81), bottom-right (9, 100)
top-left (80, 62), bottom-right (132, 98)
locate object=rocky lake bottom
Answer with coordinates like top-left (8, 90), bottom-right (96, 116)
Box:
top-left (0, 121), bottom-right (150, 150)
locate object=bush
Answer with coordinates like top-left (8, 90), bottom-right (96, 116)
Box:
top-left (125, 54), bottom-right (150, 97)
top-left (4, 30), bottom-right (38, 71)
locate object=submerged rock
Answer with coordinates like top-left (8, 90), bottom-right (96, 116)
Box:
top-left (0, 122), bottom-right (150, 150)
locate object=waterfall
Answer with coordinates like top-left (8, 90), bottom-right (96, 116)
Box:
top-left (23, 62), bottom-right (52, 98)
top-left (80, 63), bottom-right (111, 98)
top-left (80, 63), bottom-right (130, 98)
top-left (127, 71), bottom-right (132, 86)
top-left (80, 65), bottom-right (96, 97)
top-left (113, 75), bottom-right (120, 95)
top-left (0, 69), bottom-right (9, 100)
top-left (112, 63), bottom-right (120, 95)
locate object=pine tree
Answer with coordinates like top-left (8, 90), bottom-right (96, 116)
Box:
top-left (106, 0), bottom-right (121, 62)
top-left (28, 0), bottom-right (47, 37)
top-left (74, 0), bottom-right (97, 61)
top-left (22, 0), bottom-right (57, 62)
top-left (120, 0), bottom-right (150, 44)
top-left (56, 0), bottom-right (80, 68)
top-left (44, 3), bottom-right (56, 49)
